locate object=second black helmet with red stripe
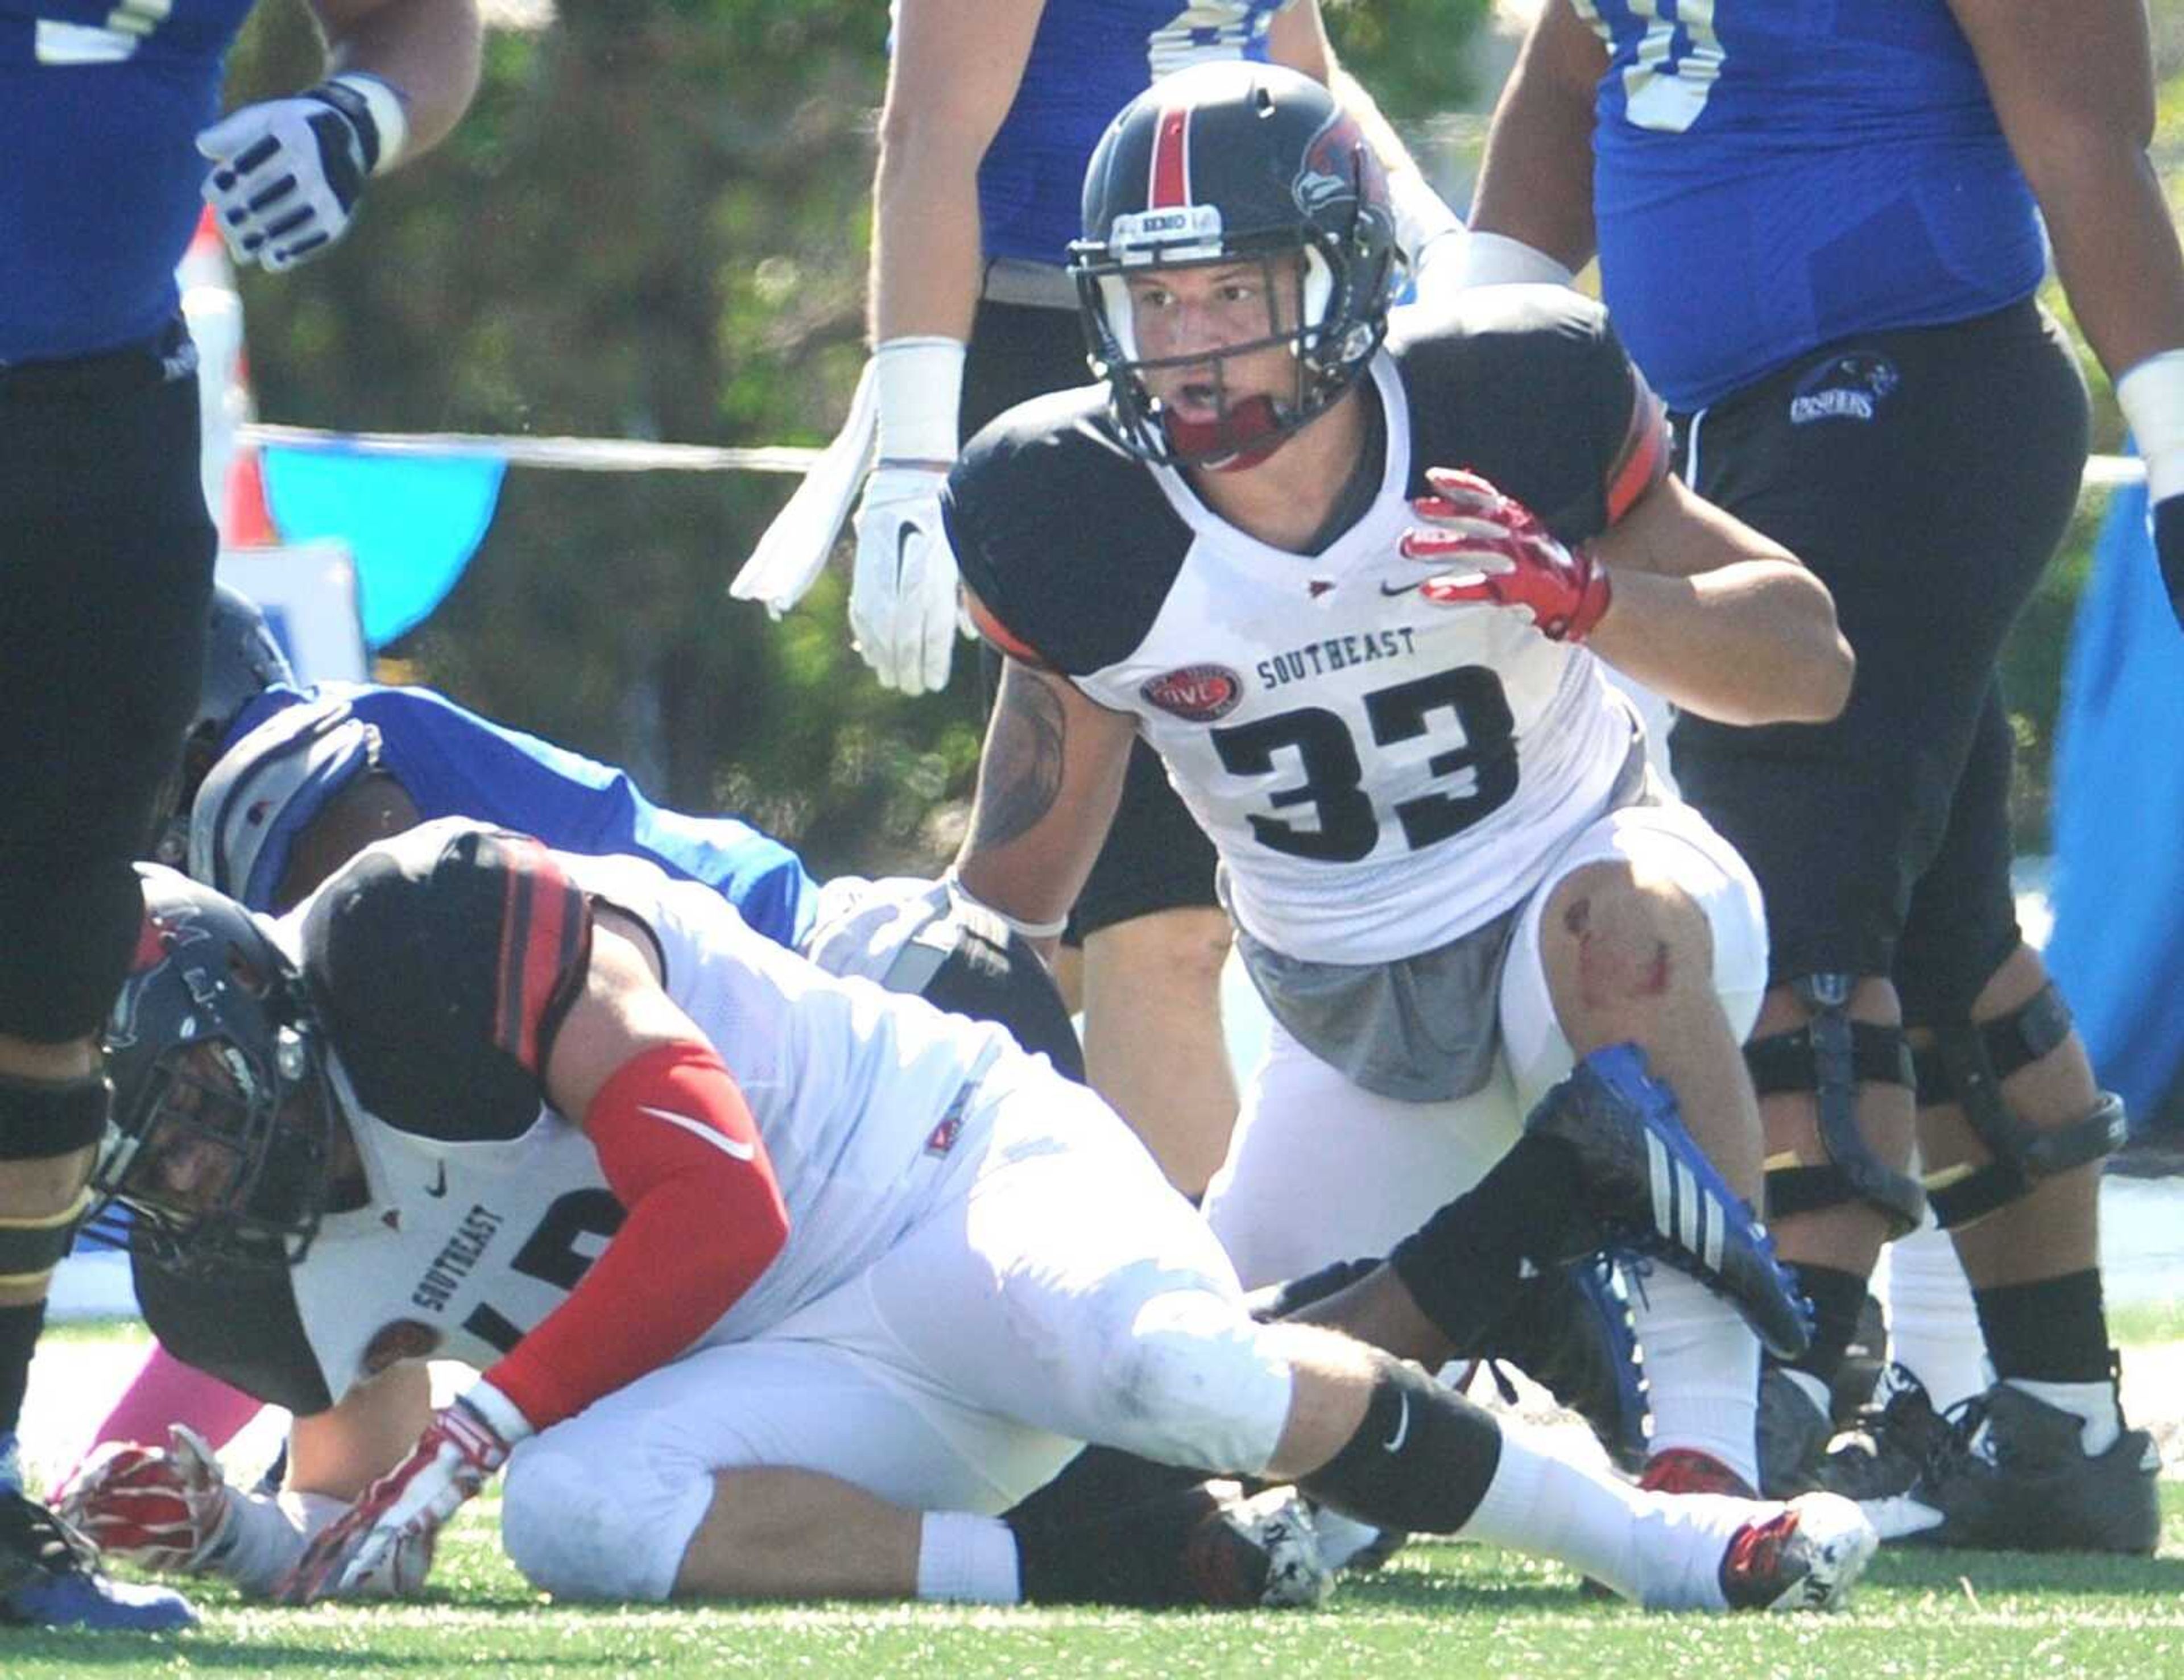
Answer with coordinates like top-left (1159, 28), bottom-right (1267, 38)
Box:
top-left (1071, 61), bottom-right (1400, 469)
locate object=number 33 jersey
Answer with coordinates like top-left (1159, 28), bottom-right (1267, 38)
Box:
top-left (948, 287), bottom-right (1672, 966)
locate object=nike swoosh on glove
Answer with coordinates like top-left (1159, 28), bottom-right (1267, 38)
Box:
top-left (849, 464), bottom-right (966, 696)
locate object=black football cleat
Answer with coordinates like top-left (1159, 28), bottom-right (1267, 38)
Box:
top-left (1528, 1044), bottom-right (1811, 1360)
top-left (1865, 1372), bottom-right (2160, 1554)
top-left (1811, 1363), bottom-right (1953, 1501)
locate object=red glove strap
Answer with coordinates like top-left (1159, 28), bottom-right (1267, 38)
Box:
top-left (485, 1041), bottom-right (789, 1430)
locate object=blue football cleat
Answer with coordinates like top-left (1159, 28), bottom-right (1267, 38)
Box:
top-left (0, 1489), bottom-right (197, 1632)
top-left (1527, 1043), bottom-right (1812, 1360)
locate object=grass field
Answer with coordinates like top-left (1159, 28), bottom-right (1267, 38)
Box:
top-left (14, 1321), bottom-right (2184, 1679)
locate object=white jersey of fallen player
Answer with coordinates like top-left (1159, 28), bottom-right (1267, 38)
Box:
top-left (272, 847), bottom-right (1020, 1406)
top-left (1073, 355), bottom-right (1633, 966)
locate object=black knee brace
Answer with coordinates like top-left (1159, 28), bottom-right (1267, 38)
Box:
top-left (0, 1073), bottom-right (109, 1284)
top-left (1747, 973), bottom-right (1926, 1237)
top-left (1914, 983), bottom-right (2127, 1228)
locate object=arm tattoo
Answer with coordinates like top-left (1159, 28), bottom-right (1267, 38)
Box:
top-left (971, 672), bottom-right (1068, 851)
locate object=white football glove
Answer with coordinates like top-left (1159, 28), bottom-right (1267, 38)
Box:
top-left (198, 76), bottom-right (406, 274)
top-left (849, 463), bottom-right (967, 696)
top-left (53, 1424), bottom-right (236, 1575)
top-left (276, 1379), bottom-right (527, 1603)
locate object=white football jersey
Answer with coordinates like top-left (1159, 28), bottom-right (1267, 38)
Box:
top-left (950, 289), bottom-right (1671, 969)
top-left (263, 834), bottom-right (1021, 1406)
top-left (1076, 353), bottom-right (1633, 963)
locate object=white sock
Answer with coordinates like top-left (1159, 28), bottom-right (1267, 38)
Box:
top-left (913, 1512), bottom-right (1022, 1603)
top-left (2005, 1378), bottom-right (2121, 1457)
top-left (1879, 1226), bottom-right (1989, 1412)
top-left (1629, 1266), bottom-right (1762, 1487)
top-left (1461, 1424), bottom-right (1732, 1609)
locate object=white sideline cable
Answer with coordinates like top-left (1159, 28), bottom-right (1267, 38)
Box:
top-left (238, 420), bottom-right (2147, 491)
top-left (239, 422), bottom-right (825, 475)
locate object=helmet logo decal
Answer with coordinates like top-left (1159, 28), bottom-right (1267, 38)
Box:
top-left (1149, 103), bottom-right (1192, 209)
top-left (1294, 110), bottom-right (1371, 221)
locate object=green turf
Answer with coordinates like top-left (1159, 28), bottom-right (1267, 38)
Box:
top-left (10, 1489), bottom-right (2184, 1679)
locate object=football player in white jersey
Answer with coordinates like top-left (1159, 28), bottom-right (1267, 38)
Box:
top-left (944, 62), bottom-right (1855, 1501)
top-left (55, 825), bottom-right (1874, 1613)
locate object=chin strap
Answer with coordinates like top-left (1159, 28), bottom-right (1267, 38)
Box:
top-left (1161, 395), bottom-right (1291, 471)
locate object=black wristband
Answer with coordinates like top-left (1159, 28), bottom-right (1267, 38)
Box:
top-left (304, 79), bottom-right (382, 174)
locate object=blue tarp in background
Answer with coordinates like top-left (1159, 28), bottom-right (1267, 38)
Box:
top-left (2045, 460), bottom-right (2184, 1130)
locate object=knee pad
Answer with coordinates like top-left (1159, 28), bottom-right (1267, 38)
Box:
top-left (1747, 973), bottom-right (1926, 1238)
top-left (1913, 983), bottom-right (2127, 1228)
top-left (1089, 1288), bottom-right (1293, 1478)
top-left (0, 1074), bottom-right (107, 1285)
top-left (499, 1431), bottom-right (709, 1602)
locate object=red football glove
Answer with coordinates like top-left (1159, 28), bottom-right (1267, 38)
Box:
top-left (1399, 466), bottom-right (1613, 643)
top-left (275, 1380), bottom-right (528, 1603)
top-left (53, 1424), bottom-right (235, 1575)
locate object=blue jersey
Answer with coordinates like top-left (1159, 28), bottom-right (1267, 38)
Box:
top-left (1581, 0), bottom-right (2045, 411)
top-left (0, 0), bottom-right (256, 362)
top-left (197, 684), bottom-right (821, 948)
top-left (977, 0), bottom-right (1292, 267)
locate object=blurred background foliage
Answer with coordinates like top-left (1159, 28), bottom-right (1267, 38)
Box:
top-left (226, 0), bottom-right (2148, 868)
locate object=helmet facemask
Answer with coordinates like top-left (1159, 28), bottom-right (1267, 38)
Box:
top-left (1078, 223), bottom-right (1379, 471)
top-left (88, 876), bottom-right (338, 1276)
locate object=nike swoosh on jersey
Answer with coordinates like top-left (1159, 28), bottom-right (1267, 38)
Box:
top-left (638, 1104), bottom-right (758, 1162)
top-left (1377, 580), bottom-right (1425, 597)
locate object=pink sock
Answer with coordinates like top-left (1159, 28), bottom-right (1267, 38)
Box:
top-left (68, 1342), bottom-right (264, 1476)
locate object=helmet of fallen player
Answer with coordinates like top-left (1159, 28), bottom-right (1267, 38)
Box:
top-left (1070, 59), bottom-right (1400, 469)
top-left (84, 866), bottom-right (337, 1275)
top-left (150, 583), bottom-right (298, 868)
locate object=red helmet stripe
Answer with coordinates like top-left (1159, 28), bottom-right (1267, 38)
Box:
top-left (1148, 105), bottom-right (1191, 210)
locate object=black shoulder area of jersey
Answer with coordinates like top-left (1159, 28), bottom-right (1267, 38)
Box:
top-left (134, 1248), bottom-right (333, 1417)
top-left (1391, 285), bottom-right (1651, 546)
top-left (301, 821), bottom-right (593, 1143)
top-left (944, 384), bottom-right (1195, 676)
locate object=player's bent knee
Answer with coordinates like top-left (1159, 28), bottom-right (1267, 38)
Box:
top-left (1087, 1288), bottom-right (1292, 1477)
top-left (500, 1433), bottom-right (708, 1602)
top-left (1544, 860), bottom-right (1711, 1009)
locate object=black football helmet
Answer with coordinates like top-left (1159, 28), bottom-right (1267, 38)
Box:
top-left (1071, 60), bottom-right (1400, 468)
top-left (151, 584), bottom-right (297, 868)
top-left (85, 866), bottom-right (337, 1275)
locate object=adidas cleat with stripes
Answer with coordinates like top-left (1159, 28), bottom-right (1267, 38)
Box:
top-left (1527, 1043), bottom-right (1812, 1360)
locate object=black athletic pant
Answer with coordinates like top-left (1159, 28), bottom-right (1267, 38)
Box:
top-left (0, 320), bottom-right (218, 1042)
top-left (1669, 300), bottom-right (2088, 1021)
